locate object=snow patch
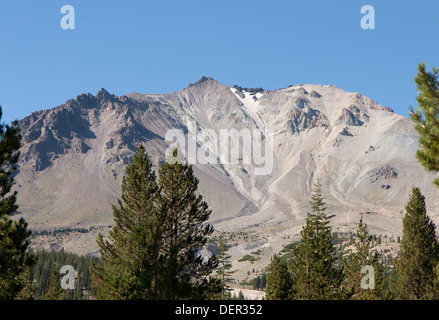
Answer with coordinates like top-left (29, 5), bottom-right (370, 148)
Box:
top-left (230, 88), bottom-right (264, 129)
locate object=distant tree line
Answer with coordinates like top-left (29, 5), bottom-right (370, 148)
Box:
top-left (31, 227), bottom-right (92, 237)
top-left (30, 248), bottom-right (99, 300)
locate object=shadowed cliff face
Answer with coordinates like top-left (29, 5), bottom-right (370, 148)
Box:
top-left (14, 77), bottom-right (439, 255)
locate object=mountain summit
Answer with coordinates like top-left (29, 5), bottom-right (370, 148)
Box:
top-left (15, 78), bottom-right (439, 255)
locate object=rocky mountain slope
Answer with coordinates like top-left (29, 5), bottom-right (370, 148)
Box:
top-left (14, 76), bottom-right (439, 257)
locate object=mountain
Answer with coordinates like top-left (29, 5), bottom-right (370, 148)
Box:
top-left (14, 76), bottom-right (439, 257)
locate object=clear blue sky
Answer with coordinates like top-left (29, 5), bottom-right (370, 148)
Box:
top-left (0, 0), bottom-right (438, 124)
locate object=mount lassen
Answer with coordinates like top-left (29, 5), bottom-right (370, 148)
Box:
top-left (14, 76), bottom-right (439, 256)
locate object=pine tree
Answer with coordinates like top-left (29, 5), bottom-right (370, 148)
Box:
top-left (343, 217), bottom-right (384, 300)
top-left (260, 273), bottom-right (267, 290)
top-left (254, 275), bottom-right (261, 290)
top-left (92, 144), bottom-right (162, 300)
top-left (265, 254), bottom-right (295, 300)
top-left (43, 266), bottom-right (65, 300)
top-left (289, 180), bottom-right (343, 300)
top-left (410, 63), bottom-right (439, 186)
top-left (15, 268), bottom-right (34, 300)
top-left (0, 108), bottom-right (34, 299)
top-left (394, 187), bottom-right (439, 299)
top-left (157, 147), bottom-right (220, 299)
top-left (214, 235), bottom-right (235, 300)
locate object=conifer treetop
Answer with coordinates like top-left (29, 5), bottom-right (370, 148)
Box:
top-left (410, 63), bottom-right (439, 186)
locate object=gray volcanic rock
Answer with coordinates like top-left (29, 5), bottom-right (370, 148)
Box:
top-left (14, 77), bottom-right (439, 255)
top-left (335, 107), bottom-right (364, 126)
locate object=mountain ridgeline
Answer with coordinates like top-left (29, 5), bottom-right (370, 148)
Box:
top-left (14, 76), bottom-right (439, 255)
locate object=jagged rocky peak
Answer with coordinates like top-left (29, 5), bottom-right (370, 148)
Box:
top-left (187, 76), bottom-right (221, 88)
top-left (74, 92), bottom-right (96, 107)
top-left (95, 88), bottom-right (116, 103)
top-left (71, 88), bottom-right (117, 109)
top-left (184, 76), bottom-right (234, 104)
top-left (196, 75), bottom-right (213, 83)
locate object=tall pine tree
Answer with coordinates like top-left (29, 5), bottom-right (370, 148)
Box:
top-left (410, 63), bottom-right (439, 186)
top-left (92, 144), bottom-right (162, 300)
top-left (0, 108), bottom-right (34, 299)
top-left (43, 266), bottom-right (66, 300)
top-left (290, 180), bottom-right (343, 300)
top-left (343, 217), bottom-right (384, 300)
top-left (214, 235), bottom-right (235, 300)
top-left (157, 147), bottom-right (220, 299)
top-left (394, 187), bottom-right (439, 299)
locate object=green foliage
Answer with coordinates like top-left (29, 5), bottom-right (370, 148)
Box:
top-left (343, 217), bottom-right (384, 300)
top-left (158, 146), bottom-right (219, 299)
top-left (0, 108), bottom-right (34, 299)
top-left (289, 180), bottom-right (343, 300)
top-left (250, 273), bottom-right (266, 290)
top-left (214, 235), bottom-right (235, 300)
top-left (30, 248), bottom-right (99, 300)
top-left (92, 145), bottom-right (220, 300)
top-left (393, 187), bottom-right (439, 299)
top-left (281, 243), bottom-right (295, 252)
top-left (410, 63), bottom-right (439, 186)
top-left (92, 144), bottom-right (163, 300)
top-left (265, 254), bottom-right (295, 300)
top-left (31, 227), bottom-right (91, 237)
top-left (43, 266), bottom-right (65, 300)
top-left (237, 254), bottom-right (258, 262)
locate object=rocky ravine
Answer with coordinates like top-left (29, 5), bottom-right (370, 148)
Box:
top-left (14, 77), bottom-right (439, 264)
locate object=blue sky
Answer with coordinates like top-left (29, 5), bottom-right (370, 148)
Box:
top-left (0, 0), bottom-right (438, 124)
